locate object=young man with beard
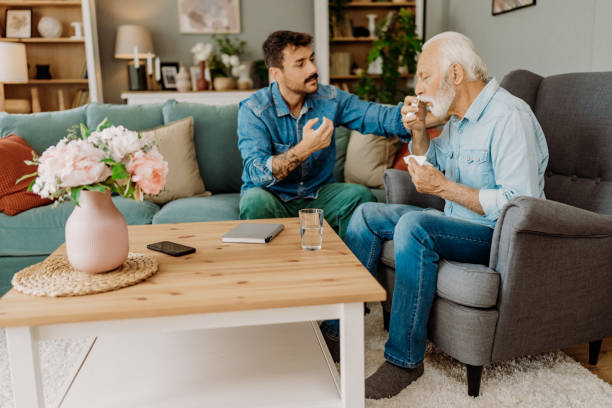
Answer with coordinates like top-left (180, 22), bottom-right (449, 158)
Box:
top-left (321, 31), bottom-right (549, 399)
top-left (238, 30), bottom-right (428, 238)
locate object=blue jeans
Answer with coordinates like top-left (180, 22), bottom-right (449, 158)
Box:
top-left (321, 202), bottom-right (494, 368)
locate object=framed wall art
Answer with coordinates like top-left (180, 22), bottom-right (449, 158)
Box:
top-left (160, 62), bottom-right (179, 90)
top-left (5, 9), bottom-right (32, 38)
top-left (492, 0), bottom-right (536, 16)
top-left (178, 0), bottom-right (241, 34)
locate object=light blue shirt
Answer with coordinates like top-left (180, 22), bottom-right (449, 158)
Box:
top-left (412, 78), bottom-right (549, 228)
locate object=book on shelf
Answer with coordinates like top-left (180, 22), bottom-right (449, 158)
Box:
top-left (330, 52), bottom-right (351, 77)
top-left (71, 89), bottom-right (89, 108)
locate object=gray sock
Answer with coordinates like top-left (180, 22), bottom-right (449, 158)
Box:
top-left (365, 361), bottom-right (424, 399)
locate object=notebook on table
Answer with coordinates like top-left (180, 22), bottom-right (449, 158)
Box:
top-left (221, 223), bottom-right (285, 244)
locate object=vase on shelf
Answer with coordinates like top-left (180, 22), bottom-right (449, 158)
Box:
top-left (176, 66), bottom-right (191, 92)
top-left (65, 190), bottom-right (129, 274)
top-left (237, 61), bottom-right (253, 90)
top-left (197, 60), bottom-right (210, 90)
top-left (213, 76), bottom-right (236, 91)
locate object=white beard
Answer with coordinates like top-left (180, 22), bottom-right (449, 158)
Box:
top-left (420, 77), bottom-right (456, 118)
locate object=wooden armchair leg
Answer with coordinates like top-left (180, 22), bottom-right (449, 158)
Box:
top-left (466, 364), bottom-right (483, 397)
top-left (589, 339), bottom-right (603, 365)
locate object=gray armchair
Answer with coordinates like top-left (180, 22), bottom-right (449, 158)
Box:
top-left (378, 70), bottom-right (612, 396)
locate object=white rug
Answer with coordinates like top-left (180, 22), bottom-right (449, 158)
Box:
top-left (1, 303), bottom-right (611, 407)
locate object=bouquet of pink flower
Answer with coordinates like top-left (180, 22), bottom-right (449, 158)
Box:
top-left (19, 119), bottom-right (168, 205)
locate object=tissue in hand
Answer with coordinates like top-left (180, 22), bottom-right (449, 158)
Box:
top-left (403, 155), bottom-right (433, 167)
top-left (404, 97), bottom-right (421, 121)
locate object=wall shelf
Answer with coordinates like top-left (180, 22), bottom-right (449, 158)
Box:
top-left (0, 1), bottom-right (81, 6)
top-left (0, 38), bottom-right (85, 43)
top-left (6, 79), bottom-right (89, 85)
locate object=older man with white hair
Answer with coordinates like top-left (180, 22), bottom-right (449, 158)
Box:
top-left (319, 31), bottom-right (549, 399)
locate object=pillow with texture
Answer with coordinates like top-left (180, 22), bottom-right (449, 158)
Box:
top-left (344, 130), bottom-right (400, 189)
top-left (0, 135), bottom-right (52, 216)
top-left (392, 128), bottom-right (443, 171)
top-left (141, 117), bottom-right (210, 205)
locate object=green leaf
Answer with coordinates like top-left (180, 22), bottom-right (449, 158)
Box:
top-left (27, 179), bottom-right (36, 192)
top-left (24, 160), bottom-right (38, 166)
top-left (96, 118), bottom-right (112, 132)
top-left (79, 123), bottom-right (89, 139)
top-left (111, 162), bottom-right (130, 180)
top-left (16, 171), bottom-right (38, 184)
top-left (101, 158), bottom-right (116, 165)
top-left (83, 184), bottom-right (109, 193)
top-left (70, 186), bottom-right (84, 206)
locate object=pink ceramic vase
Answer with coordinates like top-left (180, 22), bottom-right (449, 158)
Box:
top-left (65, 190), bottom-right (129, 273)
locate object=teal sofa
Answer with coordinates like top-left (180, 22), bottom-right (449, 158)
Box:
top-left (0, 100), bottom-right (385, 296)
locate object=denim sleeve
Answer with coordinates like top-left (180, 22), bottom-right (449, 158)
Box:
top-left (479, 110), bottom-right (543, 221)
top-left (237, 103), bottom-right (277, 187)
top-left (335, 89), bottom-right (410, 141)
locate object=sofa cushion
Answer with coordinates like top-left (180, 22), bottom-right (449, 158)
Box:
top-left (141, 117), bottom-right (209, 204)
top-left (333, 126), bottom-right (351, 182)
top-left (380, 242), bottom-right (500, 308)
top-left (152, 194), bottom-right (240, 224)
top-left (0, 106), bottom-right (86, 154)
top-left (86, 102), bottom-right (164, 131)
top-left (0, 255), bottom-right (47, 297)
top-left (0, 197), bottom-right (159, 256)
top-left (0, 135), bottom-right (52, 215)
top-left (344, 130), bottom-right (400, 189)
top-left (370, 188), bottom-right (385, 203)
top-left (162, 100), bottom-right (242, 194)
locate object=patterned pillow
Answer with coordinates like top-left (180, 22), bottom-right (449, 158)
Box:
top-left (0, 135), bottom-right (52, 216)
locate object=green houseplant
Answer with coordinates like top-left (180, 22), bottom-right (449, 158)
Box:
top-left (355, 9), bottom-right (422, 104)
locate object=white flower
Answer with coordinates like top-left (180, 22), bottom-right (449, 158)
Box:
top-left (221, 53), bottom-right (231, 66)
top-left (89, 126), bottom-right (147, 162)
top-left (191, 42), bottom-right (213, 63)
top-left (229, 55), bottom-right (240, 67)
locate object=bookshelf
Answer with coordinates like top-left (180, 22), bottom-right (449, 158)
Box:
top-left (0, 0), bottom-right (101, 112)
top-left (329, 0), bottom-right (422, 92)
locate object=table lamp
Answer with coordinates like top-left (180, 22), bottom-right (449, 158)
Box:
top-left (114, 25), bottom-right (155, 91)
top-left (0, 42), bottom-right (32, 113)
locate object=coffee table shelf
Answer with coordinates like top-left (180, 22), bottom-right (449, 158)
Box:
top-left (62, 322), bottom-right (341, 408)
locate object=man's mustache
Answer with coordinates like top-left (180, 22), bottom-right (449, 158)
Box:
top-left (305, 73), bottom-right (319, 84)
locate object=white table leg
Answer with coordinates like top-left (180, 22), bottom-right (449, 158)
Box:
top-left (6, 326), bottom-right (45, 408)
top-left (340, 302), bottom-right (364, 408)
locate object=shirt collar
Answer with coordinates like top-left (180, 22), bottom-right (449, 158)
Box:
top-left (463, 77), bottom-right (499, 123)
top-left (271, 81), bottom-right (314, 118)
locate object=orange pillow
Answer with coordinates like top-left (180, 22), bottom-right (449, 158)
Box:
top-left (392, 128), bottom-right (443, 171)
top-left (0, 135), bottom-right (52, 216)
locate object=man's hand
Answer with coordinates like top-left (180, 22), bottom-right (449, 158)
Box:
top-left (407, 158), bottom-right (485, 215)
top-left (401, 96), bottom-right (427, 133)
top-left (300, 117), bottom-right (334, 156)
top-left (407, 158), bottom-right (448, 196)
top-left (271, 117), bottom-right (334, 181)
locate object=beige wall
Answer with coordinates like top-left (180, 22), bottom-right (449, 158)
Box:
top-left (96, 0), bottom-right (315, 103)
top-left (424, 0), bottom-right (612, 80)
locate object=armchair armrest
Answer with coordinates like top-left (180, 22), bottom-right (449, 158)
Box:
top-left (488, 196), bottom-right (612, 362)
top-left (383, 169), bottom-right (445, 210)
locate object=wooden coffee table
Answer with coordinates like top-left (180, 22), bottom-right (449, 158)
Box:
top-left (0, 218), bottom-right (386, 408)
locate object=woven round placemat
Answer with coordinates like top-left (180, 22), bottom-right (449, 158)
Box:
top-left (11, 252), bottom-right (159, 297)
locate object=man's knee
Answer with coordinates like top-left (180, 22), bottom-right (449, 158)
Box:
top-left (239, 187), bottom-right (280, 219)
top-left (395, 211), bottom-right (437, 242)
top-left (343, 183), bottom-right (376, 205)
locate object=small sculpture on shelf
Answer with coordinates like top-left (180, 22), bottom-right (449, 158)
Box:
top-left (38, 16), bottom-right (62, 38)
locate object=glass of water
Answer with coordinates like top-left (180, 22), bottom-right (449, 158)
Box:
top-left (299, 208), bottom-right (324, 250)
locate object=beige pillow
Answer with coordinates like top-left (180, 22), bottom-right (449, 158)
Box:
top-left (344, 130), bottom-right (401, 189)
top-left (141, 117), bottom-right (210, 204)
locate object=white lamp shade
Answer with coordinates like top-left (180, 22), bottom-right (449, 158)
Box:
top-left (114, 25), bottom-right (155, 59)
top-left (0, 43), bottom-right (28, 82)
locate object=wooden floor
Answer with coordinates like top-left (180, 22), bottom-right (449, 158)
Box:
top-left (563, 337), bottom-right (611, 384)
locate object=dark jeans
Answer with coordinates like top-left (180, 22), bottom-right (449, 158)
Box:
top-left (321, 202), bottom-right (493, 368)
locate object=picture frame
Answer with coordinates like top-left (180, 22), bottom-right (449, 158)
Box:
top-left (178, 0), bottom-right (241, 34)
top-left (492, 0), bottom-right (536, 16)
top-left (160, 62), bottom-right (179, 90)
top-left (190, 65), bottom-right (201, 91)
top-left (5, 9), bottom-right (32, 38)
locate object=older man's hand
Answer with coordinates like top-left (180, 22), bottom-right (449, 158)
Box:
top-left (407, 158), bottom-right (448, 196)
top-left (401, 96), bottom-right (427, 133)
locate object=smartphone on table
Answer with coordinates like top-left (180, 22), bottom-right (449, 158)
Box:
top-left (146, 241), bottom-right (196, 257)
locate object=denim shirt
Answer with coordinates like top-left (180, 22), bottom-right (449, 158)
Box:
top-left (238, 82), bottom-right (409, 201)
top-left (411, 78), bottom-right (549, 228)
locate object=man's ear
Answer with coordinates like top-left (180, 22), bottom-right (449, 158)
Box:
top-left (449, 62), bottom-right (465, 85)
top-left (269, 67), bottom-right (281, 83)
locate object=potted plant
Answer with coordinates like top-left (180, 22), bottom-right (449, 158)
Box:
top-left (355, 9), bottom-right (422, 104)
top-left (209, 35), bottom-right (246, 91)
